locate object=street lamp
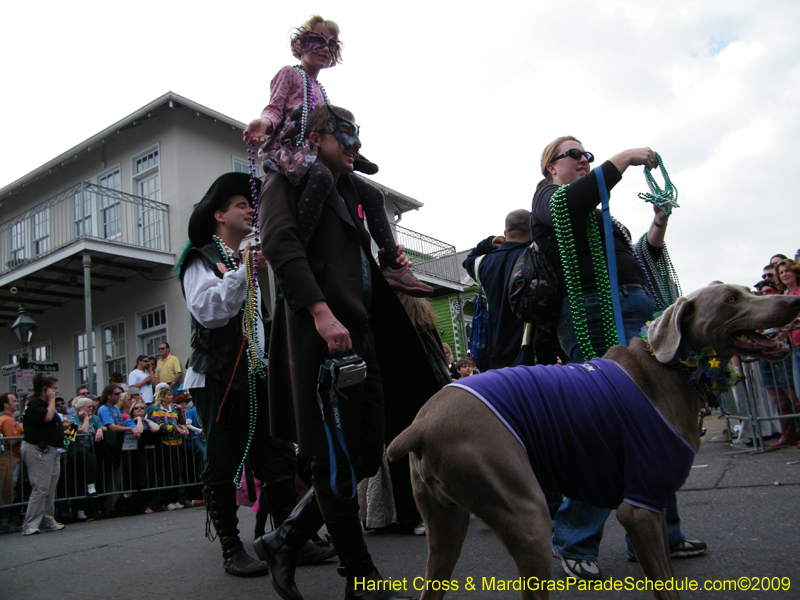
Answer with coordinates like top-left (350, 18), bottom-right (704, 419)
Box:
top-left (10, 304), bottom-right (37, 368)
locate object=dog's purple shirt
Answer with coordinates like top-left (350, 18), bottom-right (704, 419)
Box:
top-left (450, 359), bottom-right (695, 513)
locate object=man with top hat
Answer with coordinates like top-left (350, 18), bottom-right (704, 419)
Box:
top-left (178, 173), bottom-right (333, 577)
top-left (256, 105), bottom-right (441, 600)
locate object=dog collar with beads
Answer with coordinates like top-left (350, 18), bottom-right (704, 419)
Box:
top-left (639, 320), bottom-right (741, 396)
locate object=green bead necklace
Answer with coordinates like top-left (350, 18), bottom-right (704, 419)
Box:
top-left (639, 152), bottom-right (679, 216)
top-left (550, 185), bottom-right (618, 360)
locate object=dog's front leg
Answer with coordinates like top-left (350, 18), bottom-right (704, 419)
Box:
top-left (617, 502), bottom-right (680, 600)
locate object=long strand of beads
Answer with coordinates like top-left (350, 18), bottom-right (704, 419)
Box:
top-left (585, 214), bottom-right (620, 351)
top-left (550, 186), bottom-right (596, 360)
top-left (639, 153), bottom-right (679, 216)
top-left (612, 217), bottom-right (664, 311)
top-left (293, 65), bottom-right (312, 146)
top-left (212, 235), bottom-right (237, 270)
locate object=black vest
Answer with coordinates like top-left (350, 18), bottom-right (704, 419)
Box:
top-left (180, 243), bottom-right (268, 383)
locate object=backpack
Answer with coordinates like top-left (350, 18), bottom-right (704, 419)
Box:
top-left (469, 255), bottom-right (490, 371)
top-left (507, 241), bottom-right (562, 325)
top-left (469, 282), bottom-right (490, 372)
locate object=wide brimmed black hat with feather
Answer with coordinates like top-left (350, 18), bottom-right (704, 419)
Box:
top-left (188, 172), bottom-right (261, 248)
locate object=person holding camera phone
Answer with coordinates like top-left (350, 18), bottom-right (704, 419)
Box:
top-left (127, 356), bottom-right (156, 406)
top-left (258, 104), bottom-right (440, 600)
top-left (20, 375), bottom-right (65, 535)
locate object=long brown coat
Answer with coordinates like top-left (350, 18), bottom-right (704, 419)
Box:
top-left (260, 171), bottom-right (440, 457)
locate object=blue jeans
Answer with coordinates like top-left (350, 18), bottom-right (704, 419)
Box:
top-left (553, 286), bottom-right (685, 560)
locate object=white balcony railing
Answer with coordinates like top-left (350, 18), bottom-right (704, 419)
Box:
top-left (0, 182), bottom-right (169, 274)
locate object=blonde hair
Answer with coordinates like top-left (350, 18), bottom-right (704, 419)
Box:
top-left (117, 392), bottom-right (132, 410)
top-left (397, 293), bottom-right (438, 332)
top-left (537, 136), bottom-right (581, 190)
top-left (153, 386), bottom-right (172, 407)
top-left (290, 15), bottom-right (343, 65)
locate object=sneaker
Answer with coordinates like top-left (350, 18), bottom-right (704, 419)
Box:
top-left (40, 522), bottom-right (65, 532)
top-left (144, 508), bottom-right (154, 514)
top-left (172, 502), bottom-right (184, 510)
top-left (181, 500), bottom-right (193, 509)
top-left (629, 538), bottom-right (708, 562)
top-left (166, 503), bottom-right (178, 511)
top-left (22, 528), bottom-right (40, 536)
top-left (670, 538), bottom-right (707, 559)
top-left (76, 511), bottom-right (88, 521)
top-left (413, 521), bottom-right (426, 536)
top-left (560, 556), bottom-right (603, 581)
top-left (382, 266), bottom-right (433, 297)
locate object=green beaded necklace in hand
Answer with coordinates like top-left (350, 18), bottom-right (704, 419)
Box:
top-left (639, 152), bottom-right (679, 216)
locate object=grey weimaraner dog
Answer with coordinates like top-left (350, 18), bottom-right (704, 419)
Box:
top-left (388, 285), bottom-right (800, 600)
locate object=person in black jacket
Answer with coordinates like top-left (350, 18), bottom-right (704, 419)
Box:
top-left (20, 375), bottom-right (65, 536)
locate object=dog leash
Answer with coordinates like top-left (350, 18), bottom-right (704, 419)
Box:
top-left (316, 374), bottom-right (358, 502)
top-left (596, 168), bottom-right (626, 347)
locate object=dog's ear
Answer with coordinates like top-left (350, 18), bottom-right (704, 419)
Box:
top-left (648, 297), bottom-right (694, 363)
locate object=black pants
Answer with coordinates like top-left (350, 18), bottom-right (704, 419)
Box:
top-left (191, 371), bottom-right (295, 488)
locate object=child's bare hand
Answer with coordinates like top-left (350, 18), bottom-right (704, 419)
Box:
top-left (243, 117), bottom-right (274, 143)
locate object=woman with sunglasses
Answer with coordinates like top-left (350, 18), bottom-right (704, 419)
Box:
top-left (531, 136), bottom-right (704, 581)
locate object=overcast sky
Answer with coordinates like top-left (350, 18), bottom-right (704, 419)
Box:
top-left (1, 0), bottom-right (797, 293)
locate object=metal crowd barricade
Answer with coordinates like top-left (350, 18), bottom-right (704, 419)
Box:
top-left (718, 357), bottom-right (799, 455)
top-left (0, 431), bottom-right (205, 516)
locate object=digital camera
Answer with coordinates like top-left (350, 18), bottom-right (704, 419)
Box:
top-left (318, 354), bottom-right (367, 390)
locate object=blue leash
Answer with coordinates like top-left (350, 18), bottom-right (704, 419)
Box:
top-left (596, 168), bottom-right (626, 347)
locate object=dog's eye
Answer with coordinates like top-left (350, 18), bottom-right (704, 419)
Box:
top-left (727, 294), bottom-right (739, 303)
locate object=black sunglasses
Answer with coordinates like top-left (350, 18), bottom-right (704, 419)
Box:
top-left (553, 149), bottom-right (594, 163)
top-left (763, 273), bottom-right (774, 279)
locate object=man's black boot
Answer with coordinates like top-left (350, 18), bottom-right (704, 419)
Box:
top-left (253, 488), bottom-right (324, 600)
top-left (256, 479), bottom-right (337, 566)
top-left (326, 516), bottom-right (416, 600)
top-left (205, 485), bottom-right (269, 577)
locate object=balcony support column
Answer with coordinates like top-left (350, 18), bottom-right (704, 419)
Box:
top-left (82, 252), bottom-right (96, 394)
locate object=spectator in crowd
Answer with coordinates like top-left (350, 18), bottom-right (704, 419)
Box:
top-left (155, 343), bottom-right (182, 391)
top-left (68, 386), bottom-right (91, 415)
top-left (184, 401), bottom-right (205, 458)
top-left (0, 393), bottom-right (22, 533)
top-left (21, 375), bottom-right (65, 535)
top-left (777, 259), bottom-right (800, 427)
top-left (109, 372), bottom-right (127, 392)
top-left (452, 359), bottom-right (472, 380)
top-left (96, 385), bottom-right (140, 517)
top-left (738, 278), bottom-right (789, 444)
top-left (147, 386), bottom-right (190, 511)
top-left (128, 356), bottom-right (156, 406)
top-left (67, 398), bottom-right (105, 520)
top-left (771, 253), bottom-right (789, 265)
top-left (55, 397), bottom-right (68, 418)
top-left (442, 343), bottom-right (453, 367)
top-left (117, 391), bottom-right (134, 421)
top-left (531, 136), bottom-right (703, 580)
top-left (464, 209), bottom-right (562, 369)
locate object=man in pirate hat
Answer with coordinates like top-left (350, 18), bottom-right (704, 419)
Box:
top-left (178, 173), bottom-right (333, 577)
top-left (257, 106), bottom-right (441, 599)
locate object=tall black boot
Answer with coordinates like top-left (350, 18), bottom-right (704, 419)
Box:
top-left (256, 479), bottom-right (338, 566)
top-left (326, 516), bottom-right (416, 600)
top-left (253, 488), bottom-right (325, 600)
top-left (205, 485), bottom-right (269, 577)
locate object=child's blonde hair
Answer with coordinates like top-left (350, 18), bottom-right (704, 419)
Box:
top-left (290, 15), bottom-right (343, 65)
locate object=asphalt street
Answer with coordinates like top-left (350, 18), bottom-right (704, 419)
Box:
top-left (4, 417), bottom-right (799, 600)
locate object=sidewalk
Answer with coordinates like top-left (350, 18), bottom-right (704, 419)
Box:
top-left (3, 415), bottom-right (799, 599)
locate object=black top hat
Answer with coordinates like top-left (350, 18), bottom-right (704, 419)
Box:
top-left (188, 173), bottom-right (261, 247)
